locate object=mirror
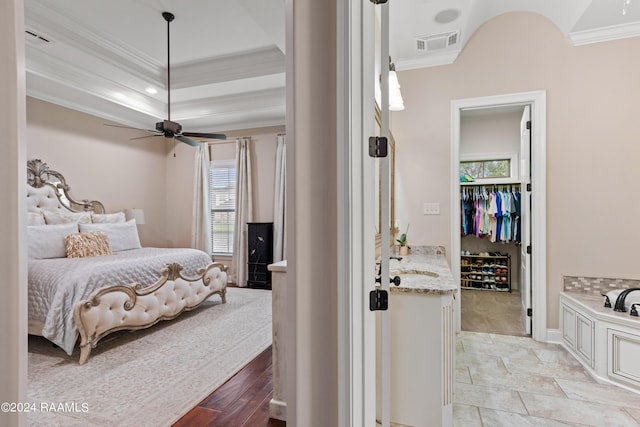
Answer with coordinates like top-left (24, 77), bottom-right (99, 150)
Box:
top-left (374, 105), bottom-right (396, 251)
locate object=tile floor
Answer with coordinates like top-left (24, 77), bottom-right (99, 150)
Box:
top-left (454, 331), bottom-right (640, 426)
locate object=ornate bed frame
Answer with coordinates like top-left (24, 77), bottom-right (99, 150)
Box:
top-left (27, 159), bottom-right (228, 364)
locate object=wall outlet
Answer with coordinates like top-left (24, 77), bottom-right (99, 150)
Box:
top-left (423, 202), bottom-right (440, 215)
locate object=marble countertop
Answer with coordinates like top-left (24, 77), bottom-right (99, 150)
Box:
top-left (561, 291), bottom-right (640, 327)
top-left (386, 246), bottom-right (458, 295)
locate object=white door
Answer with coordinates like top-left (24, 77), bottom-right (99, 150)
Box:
top-left (520, 105), bottom-right (532, 335)
top-left (377, 2), bottom-right (392, 426)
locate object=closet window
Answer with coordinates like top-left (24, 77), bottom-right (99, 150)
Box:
top-left (461, 159), bottom-right (511, 179)
top-left (209, 159), bottom-right (236, 255)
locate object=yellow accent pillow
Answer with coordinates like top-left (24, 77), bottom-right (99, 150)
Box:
top-left (65, 231), bottom-right (113, 258)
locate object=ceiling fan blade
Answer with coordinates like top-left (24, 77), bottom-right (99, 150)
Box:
top-left (176, 135), bottom-right (200, 147)
top-left (182, 131), bottom-right (227, 140)
top-left (130, 134), bottom-right (163, 141)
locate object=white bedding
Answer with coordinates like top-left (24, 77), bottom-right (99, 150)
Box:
top-left (28, 247), bottom-right (213, 355)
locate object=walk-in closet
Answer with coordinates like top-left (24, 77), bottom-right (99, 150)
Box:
top-left (459, 105), bottom-right (529, 336)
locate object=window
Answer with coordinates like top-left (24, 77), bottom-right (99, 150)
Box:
top-left (209, 160), bottom-right (236, 255)
top-left (460, 152), bottom-right (518, 183)
top-left (460, 159), bottom-right (511, 179)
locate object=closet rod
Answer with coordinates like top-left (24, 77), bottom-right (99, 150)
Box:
top-left (460, 183), bottom-right (520, 187)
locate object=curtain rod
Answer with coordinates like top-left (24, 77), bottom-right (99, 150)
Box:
top-left (205, 137), bottom-right (250, 145)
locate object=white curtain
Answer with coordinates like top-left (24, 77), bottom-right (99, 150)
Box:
top-left (233, 137), bottom-right (253, 287)
top-left (191, 144), bottom-right (212, 254)
top-left (273, 134), bottom-right (287, 262)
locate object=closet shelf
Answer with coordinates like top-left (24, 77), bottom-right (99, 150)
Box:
top-left (461, 253), bottom-right (511, 292)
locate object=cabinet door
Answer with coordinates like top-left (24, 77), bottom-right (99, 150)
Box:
top-left (608, 328), bottom-right (640, 389)
top-left (576, 312), bottom-right (594, 368)
top-left (561, 304), bottom-right (576, 349)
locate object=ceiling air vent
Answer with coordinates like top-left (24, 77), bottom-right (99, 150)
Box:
top-left (415, 30), bottom-right (459, 52)
top-left (25, 28), bottom-right (53, 46)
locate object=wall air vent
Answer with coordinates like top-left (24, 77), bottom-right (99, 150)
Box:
top-left (415, 30), bottom-right (459, 52)
top-left (25, 28), bottom-right (54, 46)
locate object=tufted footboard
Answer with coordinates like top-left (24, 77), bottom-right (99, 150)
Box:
top-left (73, 262), bottom-right (228, 364)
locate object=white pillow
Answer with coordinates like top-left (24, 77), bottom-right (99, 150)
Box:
top-left (43, 210), bottom-right (92, 225)
top-left (28, 212), bottom-right (46, 226)
top-left (27, 223), bottom-right (79, 259)
top-left (79, 220), bottom-right (141, 252)
top-left (91, 211), bottom-right (126, 223)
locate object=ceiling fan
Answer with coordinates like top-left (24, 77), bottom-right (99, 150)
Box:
top-left (107, 11), bottom-right (226, 147)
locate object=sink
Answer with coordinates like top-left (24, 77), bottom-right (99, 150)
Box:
top-left (392, 269), bottom-right (439, 278)
top-left (387, 270), bottom-right (440, 288)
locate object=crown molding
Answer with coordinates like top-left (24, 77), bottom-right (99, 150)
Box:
top-left (569, 21), bottom-right (640, 46)
top-left (169, 46), bottom-right (285, 89)
top-left (394, 50), bottom-right (461, 72)
top-left (25, 2), bottom-right (161, 83)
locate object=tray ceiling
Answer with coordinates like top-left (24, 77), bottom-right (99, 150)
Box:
top-left (24, 0), bottom-right (640, 134)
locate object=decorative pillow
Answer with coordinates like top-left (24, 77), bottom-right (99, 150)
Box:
top-left (79, 220), bottom-right (141, 252)
top-left (28, 212), bottom-right (46, 226)
top-left (43, 210), bottom-right (92, 225)
top-left (91, 211), bottom-right (126, 223)
top-left (27, 223), bottom-right (79, 259)
top-left (65, 231), bottom-right (113, 258)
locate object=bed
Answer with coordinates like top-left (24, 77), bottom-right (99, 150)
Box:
top-left (26, 159), bottom-right (228, 364)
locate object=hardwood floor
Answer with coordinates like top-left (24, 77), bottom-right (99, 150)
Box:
top-left (173, 346), bottom-right (285, 427)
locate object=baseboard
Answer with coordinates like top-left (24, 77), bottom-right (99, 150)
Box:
top-left (269, 398), bottom-right (287, 421)
top-left (546, 328), bottom-right (562, 344)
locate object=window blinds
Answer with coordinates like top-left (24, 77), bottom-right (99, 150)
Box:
top-left (209, 160), bottom-right (237, 254)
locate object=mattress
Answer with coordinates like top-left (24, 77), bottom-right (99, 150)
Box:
top-left (28, 247), bottom-right (212, 355)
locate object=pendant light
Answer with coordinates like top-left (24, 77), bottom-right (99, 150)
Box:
top-left (389, 58), bottom-right (405, 111)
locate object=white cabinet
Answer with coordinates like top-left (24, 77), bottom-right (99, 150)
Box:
top-left (561, 304), bottom-right (577, 348)
top-left (576, 312), bottom-right (595, 367)
top-left (561, 293), bottom-right (640, 392)
top-left (608, 328), bottom-right (640, 390)
top-left (561, 300), bottom-right (594, 368)
top-left (385, 291), bottom-right (455, 427)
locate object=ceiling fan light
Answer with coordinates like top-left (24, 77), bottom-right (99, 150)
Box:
top-left (145, 87), bottom-right (157, 94)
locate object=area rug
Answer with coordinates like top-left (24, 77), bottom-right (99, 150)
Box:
top-left (27, 287), bottom-right (272, 427)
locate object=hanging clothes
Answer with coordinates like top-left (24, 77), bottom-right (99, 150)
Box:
top-left (460, 184), bottom-right (521, 243)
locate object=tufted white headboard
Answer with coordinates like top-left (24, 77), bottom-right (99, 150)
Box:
top-left (26, 159), bottom-right (105, 214)
top-left (27, 185), bottom-right (66, 214)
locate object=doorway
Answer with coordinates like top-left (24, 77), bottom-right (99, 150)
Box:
top-left (450, 91), bottom-right (548, 342)
top-left (459, 104), bottom-right (528, 336)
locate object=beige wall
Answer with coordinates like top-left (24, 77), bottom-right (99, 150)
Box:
top-left (26, 98), bottom-right (283, 252)
top-left (392, 12), bottom-right (640, 329)
top-left (164, 126), bottom-right (283, 249)
top-left (460, 110), bottom-right (522, 158)
top-left (287, 0), bottom-right (338, 424)
top-left (26, 97), bottom-right (169, 247)
top-left (1, 0), bottom-right (27, 424)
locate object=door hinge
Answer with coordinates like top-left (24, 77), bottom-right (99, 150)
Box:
top-left (527, 308), bottom-right (532, 317)
top-left (526, 120), bottom-right (531, 130)
top-left (369, 136), bottom-right (388, 158)
top-left (526, 183), bottom-right (532, 192)
top-left (526, 245), bottom-right (532, 254)
top-left (369, 289), bottom-right (389, 311)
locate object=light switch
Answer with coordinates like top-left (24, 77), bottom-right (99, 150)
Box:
top-left (423, 202), bottom-right (440, 215)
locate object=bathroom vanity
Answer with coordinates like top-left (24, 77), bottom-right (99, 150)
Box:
top-left (382, 246), bottom-right (458, 427)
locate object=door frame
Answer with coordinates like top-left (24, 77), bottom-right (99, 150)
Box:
top-left (336, 0), bottom-right (376, 425)
top-left (450, 90), bottom-right (547, 342)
